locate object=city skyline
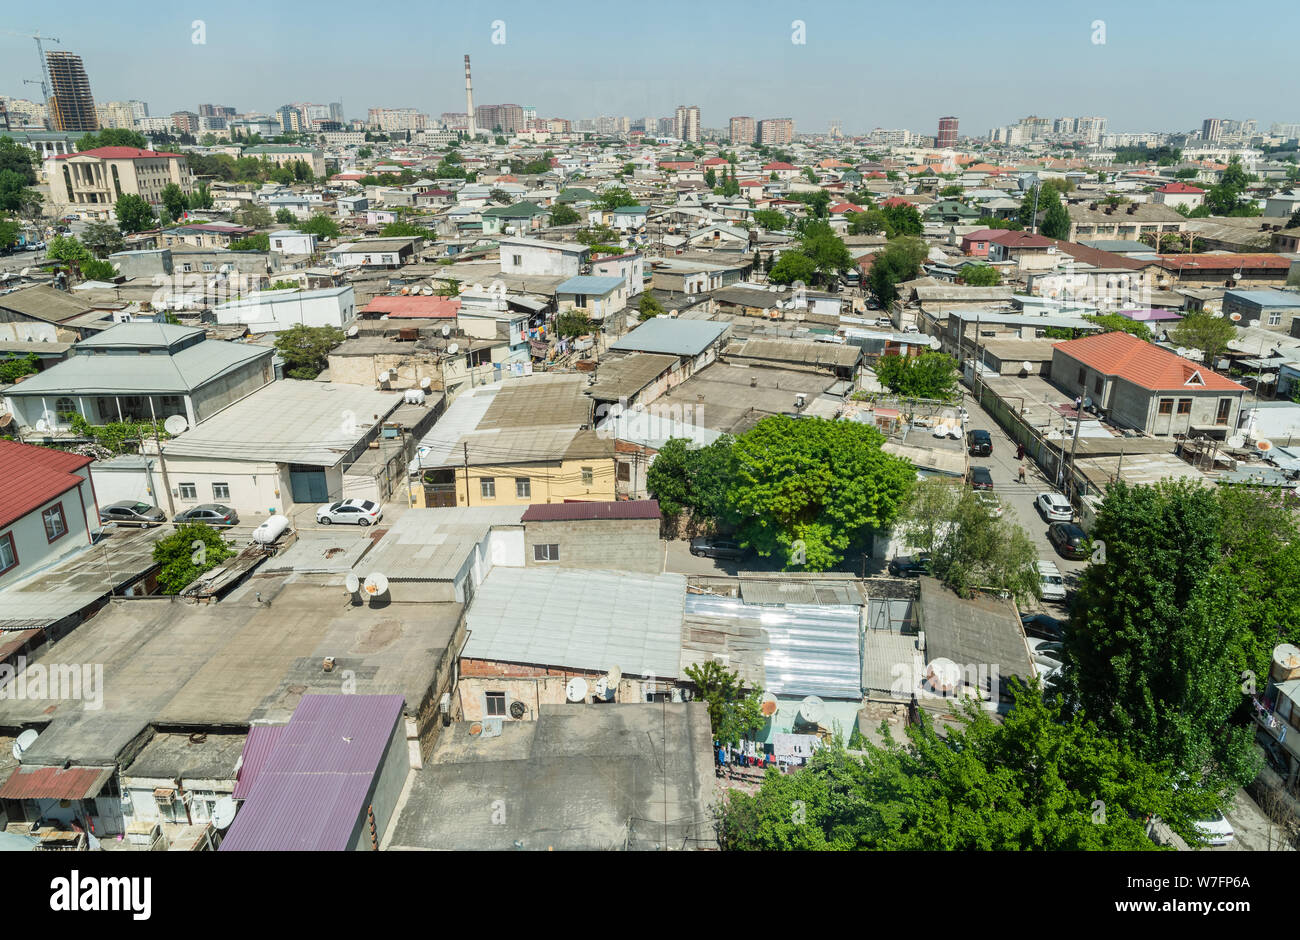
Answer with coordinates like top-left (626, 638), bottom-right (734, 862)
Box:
top-left (1, 0), bottom-right (1296, 136)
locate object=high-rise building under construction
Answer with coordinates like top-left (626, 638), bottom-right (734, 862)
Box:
top-left (46, 51), bottom-right (99, 132)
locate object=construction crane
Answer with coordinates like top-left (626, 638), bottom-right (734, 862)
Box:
top-left (1, 30), bottom-right (61, 117)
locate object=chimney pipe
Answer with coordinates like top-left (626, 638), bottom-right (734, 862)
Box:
top-left (464, 54), bottom-right (476, 139)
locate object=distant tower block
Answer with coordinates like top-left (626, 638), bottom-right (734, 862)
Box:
top-left (830, 119), bottom-right (842, 138)
top-left (464, 54), bottom-right (476, 138)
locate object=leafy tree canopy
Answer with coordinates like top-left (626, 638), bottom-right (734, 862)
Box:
top-left (273, 324), bottom-right (345, 379)
top-left (77, 128), bottom-right (148, 151)
top-left (114, 193), bottom-right (156, 233)
top-left (153, 523), bottom-right (236, 595)
top-left (1168, 310), bottom-right (1236, 365)
top-left (685, 661), bottom-right (765, 746)
top-left (299, 213), bottom-right (341, 239)
top-left (873, 351), bottom-right (960, 400)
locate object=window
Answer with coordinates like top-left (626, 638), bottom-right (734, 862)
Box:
top-left (42, 504), bottom-right (67, 543)
top-left (55, 397), bottom-right (75, 418)
top-left (515, 477), bottom-right (531, 498)
top-left (0, 532), bottom-right (16, 575)
top-left (512, 254), bottom-right (522, 266)
top-left (1093, 377), bottom-right (1102, 395)
top-left (485, 692), bottom-right (507, 717)
top-left (212, 482), bottom-right (230, 500)
top-left (1076, 367), bottom-right (1086, 386)
top-left (480, 477), bottom-right (496, 498)
top-left (178, 482), bottom-right (197, 500)
top-left (1269, 312), bottom-right (1282, 326)
top-left (1216, 398), bottom-right (1232, 425)
top-left (1157, 399), bottom-right (1173, 415)
top-left (534, 543), bottom-right (560, 562)
top-left (1177, 399), bottom-right (1192, 415)
top-left (581, 467), bottom-right (594, 486)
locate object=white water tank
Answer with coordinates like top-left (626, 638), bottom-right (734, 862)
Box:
top-left (252, 515), bottom-right (291, 544)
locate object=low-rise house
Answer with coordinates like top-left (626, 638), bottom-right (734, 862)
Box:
top-left (160, 222), bottom-right (256, 250)
top-left (326, 237), bottom-right (421, 268)
top-left (987, 230), bottom-right (1057, 271)
top-left (0, 441), bottom-right (96, 586)
top-left (480, 201), bottom-right (548, 236)
top-left (555, 275), bottom-right (627, 325)
top-left (1066, 201), bottom-right (1186, 242)
top-left (267, 229), bottom-right (317, 256)
top-left (1222, 289), bottom-right (1300, 332)
top-left (0, 285), bottom-right (103, 343)
top-left (498, 236), bottom-right (588, 278)
top-left (519, 499), bottom-right (663, 573)
top-left (1152, 182), bottom-right (1206, 211)
top-left (213, 285), bottom-right (357, 335)
top-left (1050, 331), bottom-right (1247, 437)
top-left (590, 250), bottom-right (645, 299)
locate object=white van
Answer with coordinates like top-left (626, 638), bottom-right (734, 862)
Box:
top-left (1037, 560), bottom-right (1066, 601)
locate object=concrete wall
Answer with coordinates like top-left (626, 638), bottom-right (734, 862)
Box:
top-left (0, 481), bottom-right (95, 587)
top-left (523, 517), bottom-right (662, 573)
top-left (161, 455), bottom-right (285, 516)
top-left (214, 288), bottom-right (356, 335)
top-left (498, 242), bottom-right (583, 278)
top-left (457, 661), bottom-right (659, 722)
top-left (457, 458), bottom-right (618, 507)
top-left (190, 354), bottom-right (275, 424)
top-left (90, 460), bottom-right (162, 508)
top-left (350, 713), bottom-right (410, 851)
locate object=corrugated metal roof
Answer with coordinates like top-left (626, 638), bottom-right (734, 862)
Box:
top-left (520, 500), bottom-right (660, 522)
top-left (609, 318), bottom-right (729, 357)
top-left (231, 723), bottom-right (287, 800)
top-left (0, 440), bottom-right (93, 529)
top-left (0, 765), bottom-right (113, 800)
top-left (682, 594), bottom-right (862, 700)
top-left (463, 567), bottom-right (686, 678)
top-left (219, 695), bottom-right (404, 852)
top-left (739, 579), bottom-right (862, 606)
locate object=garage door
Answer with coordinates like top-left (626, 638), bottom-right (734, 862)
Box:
top-left (288, 465), bottom-right (329, 504)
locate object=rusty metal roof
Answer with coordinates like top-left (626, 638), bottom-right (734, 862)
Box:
top-left (0, 764), bottom-right (113, 801)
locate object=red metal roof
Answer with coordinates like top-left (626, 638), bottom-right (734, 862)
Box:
top-left (1153, 253), bottom-right (1292, 271)
top-left (50, 147), bottom-right (183, 160)
top-left (362, 296), bottom-right (461, 318)
top-left (762, 161), bottom-right (796, 170)
top-left (829, 202), bottom-right (864, 213)
top-left (0, 629), bottom-right (41, 663)
top-left (1052, 331), bottom-right (1246, 392)
top-left (989, 230), bottom-right (1053, 249)
top-left (0, 765), bottom-right (114, 800)
top-left (1156, 183), bottom-right (1205, 194)
top-left (0, 440), bottom-right (93, 530)
top-left (520, 499), bottom-right (661, 522)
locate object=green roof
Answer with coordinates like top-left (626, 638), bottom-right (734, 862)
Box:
top-left (557, 188), bottom-right (598, 203)
top-left (481, 201), bottom-right (547, 218)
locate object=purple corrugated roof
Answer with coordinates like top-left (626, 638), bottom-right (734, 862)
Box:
top-left (220, 695), bottom-right (405, 852)
top-left (232, 724), bottom-right (287, 800)
top-left (520, 499), bottom-right (661, 522)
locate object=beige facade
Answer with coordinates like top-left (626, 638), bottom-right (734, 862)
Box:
top-left (44, 148), bottom-right (194, 213)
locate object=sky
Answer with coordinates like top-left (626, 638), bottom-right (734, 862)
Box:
top-left (2, 0), bottom-right (1297, 136)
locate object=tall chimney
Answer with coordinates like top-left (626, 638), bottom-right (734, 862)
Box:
top-left (464, 54), bottom-right (476, 139)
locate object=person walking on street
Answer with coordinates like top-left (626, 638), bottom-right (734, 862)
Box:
top-left (1018, 464), bottom-right (1027, 484)
top-left (1016, 442), bottom-right (1025, 461)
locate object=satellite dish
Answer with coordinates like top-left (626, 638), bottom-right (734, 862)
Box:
top-left (163, 414), bottom-right (189, 436)
top-left (1082, 397), bottom-right (1093, 408)
top-left (1257, 439), bottom-right (1274, 452)
top-left (441, 324), bottom-right (451, 337)
top-left (12, 729), bottom-right (39, 761)
top-left (344, 572), bottom-right (360, 594)
top-left (447, 342), bottom-right (459, 355)
top-left (1247, 319), bottom-right (1260, 330)
top-left (1176, 347), bottom-right (1188, 357)
top-left (1022, 360), bottom-right (1033, 373)
top-left (760, 692), bottom-right (779, 718)
top-left (1229, 312), bottom-right (1243, 322)
top-left (346, 325), bottom-right (359, 337)
top-left (113, 262), bottom-right (122, 272)
top-left (927, 335), bottom-right (941, 350)
top-left (565, 677), bottom-right (589, 702)
top-left (362, 572), bottom-right (389, 597)
top-left (605, 665), bottom-right (623, 688)
top-left (20, 267), bottom-right (30, 277)
top-left (798, 696), bottom-right (825, 725)
top-left (420, 376), bottom-right (432, 390)
top-left (211, 796), bottom-right (237, 831)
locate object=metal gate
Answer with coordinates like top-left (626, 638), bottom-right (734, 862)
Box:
top-left (288, 465), bottom-right (329, 504)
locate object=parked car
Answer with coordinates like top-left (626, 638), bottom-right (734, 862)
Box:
top-left (888, 553), bottom-right (932, 577)
top-left (1037, 560), bottom-right (1066, 601)
top-left (967, 466), bottom-right (994, 490)
top-left (1194, 809), bottom-right (1235, 846)
top-left (975, 492), bottom-right (1003, 517)
top-left (1029, 639), bottom-right (1065, 661)
top-left (1036, 492), bottom-right (1073, 523)
top-left (967, 429), bottom-right (993, 456)
top-left (875, 316), bottom-right (892, 327)
top-left (689, 537), bottom-right (745, 560)
top-left (1021, 612), bottom-right (1066, 641)
top-left (99, 500), bottom-right (167, 527)
top-left (316, 498), bottom-right (382, 526)
top-left (1048, 522), bottom-right (1089, 559)
top-left (174, 504), bottom-right (239, 527)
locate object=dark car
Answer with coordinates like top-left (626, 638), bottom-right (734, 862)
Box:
top-left (967, 429), bottom-right (993, 456)
top-left (689, 537), bottom-right (745, 560)
top-left (1048, 522), bottom-right (1089, 559)
top-left (173, 504), bottom-right (239, 527)
top-left (1021, 613), bottom-right (1066, 641)
top-left (888, 553), bottom-right (931, 577)
top-left (99, 500), bottom-right (167, 527)
top-left (967, 466), bottom-right (994, 490)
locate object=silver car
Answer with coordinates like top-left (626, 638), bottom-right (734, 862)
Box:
top-left (99, 500), bottom-right (167, 527)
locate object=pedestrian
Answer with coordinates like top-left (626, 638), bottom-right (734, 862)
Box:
top-left (1016, 442), bottom-right (1025, 461)
top-left (1018, 464), bottom-right (1027, 484)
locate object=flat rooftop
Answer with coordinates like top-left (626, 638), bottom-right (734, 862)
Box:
top-left (653, 361), bottom-right (839, 434)
top-left (386, 704), bottom-right (716, 851)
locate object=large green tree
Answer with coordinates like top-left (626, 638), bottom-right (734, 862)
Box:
top-left (1168, 310), bottom-right (1236, 366)
top-left (1058, 480), bottom-right (1263, 800)
top-left (549, 203), bottom-right (580, 226)
top-left (160, 183), bottom-right (187, 221)
top-left (753, 208), bottom-right (788, 231)
top-left (645, 436), bottom-right (736, 520)
top-left (684, 661), bottom-right (765, 746)
top-left (114, 193), bottom-right (156, 233)
top-left (299, 213), bottom-right (341, 239)
top-left (959, 265), bottom-right (1001, 286)
top-left (719, 686), bottom-right (1192, 850)
top-left (598, 187), bottom-right (637, 210)
top-left (153, 523), bottom-right (236, 595)
top-left (81, 220), bottom-right (125, 257)
top-left (767, 249), bottom-right (817, 285)
top-left (728, 416), bottom-right (915, 570)
top-left (865, 237), bottom-right (929, 307)
top-left (77, 128), bottom-right (148, 151)
top-left (797, 222), bottom-right (853, 287)
top-left (873, 351), bottom-right (959, 400)
top-left (1040, 190), bottom-right (1071, 239)
top-left (880, 202), bottom-right (923, 236)
top-left (273, 324), bottom-right (345, 379)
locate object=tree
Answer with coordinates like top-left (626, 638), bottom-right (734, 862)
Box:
top-left (0, 137), bottom-right (38, 184)
top-left (549, 203), bottom-right (580, 226)
top-left (0, 218), bottom-right (18, 251)
top-left (753, 208), bottom-right (787, 231)
top-left (0, 353), bottom-right (39, 383)
top-left (1040, 190), bottom-right (1071, 239)
top-left (728, 416), bottom-right (915, 570)
top-left (1168, 311), bottom-right (1236, 366)
top-left (488, 188), bottom-right (511, 205)
top-left (898, 479), bottom-right (1039, 603)
top-left (938, 184), bottom-right (964, 198)
top-left (575, 224), bottom-right (618, 246)
top-left (637, 291), bottom-right (665, 321)
top-left (1205, 157), bottom-right (1254, 215)
top-left (229, 234), bottom-right (270, 251)
top-left (865, 237), bottom-right (928, 307)
top-left (379, 221), bottom-right (428, 239)
top-left (81, 258), bottom-right (116, 281)
top-left (77, 128), bottom-right (148, 151)
top-left (797, 222), bottom-right (853, 286)
top-left (70, 219), bottom-right (121, 259)
top-left (554, 310), bottom-right (593, 338)
top-left (880, 203), bottom-right (923, 236)
top-left (274, 208), bottom-right (296, 224)
top-left (1058, 480), bottom-right (1262, 807)
top-left (791, 189), bottom-right (831, 218)
top-left (684, 661), bottom-right (765, 746)
top-left (767, 249), bottom-right (817, 285)
top-left (186, 184), bottom-right (214, 210)
top-left (153, 523), bottom-right (236, 595)
top-left (644, 436), bottom-right (735, 521)
top-left (46, 234), bottom-right (92, 266)
top-left (958, 265), bottom-right (1001, 286)
top-left (114, 194), bottom-right (156, 233)
top-left (704, 168), bottom-right (717, 188)
top-left (160, 183), bottom-right (187, 221)
top-left (719, 686), bottom-right (1180, 850)
top-left (237, 205), bottom-right (274, 228)
top-left (847, 209), bottom-right (886, 236)
top-left (0, 169), bottom-right (39, 213)
top-left (357, 146), bottom-right (373, 159)
top-left (299, 213), bottom-right (341, 239)
top-left (976, 216), bottom-right (1023, 231)
top-left (873, 351), bottom-right (960, 400)
top-left (1082, 313), bottom-right (1152, 342)
top-left (273, 324), bottom-right (345, 379)
top-left (598, 187), bottom-right (637, 211)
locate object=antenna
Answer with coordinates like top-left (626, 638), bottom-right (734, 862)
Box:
top-left (798, 695), bottom-right (825, 726)
top-left (760, 692), bottom-right (779, 719)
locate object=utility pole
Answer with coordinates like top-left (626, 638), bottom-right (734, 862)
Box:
top-left (462, 441), bottom-right (471, 507)
top-left (1066, 405), bottom-right (1083, 501)
top-left (148, 398), bottom-right (176, 518)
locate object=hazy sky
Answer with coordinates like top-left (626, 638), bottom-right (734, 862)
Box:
top-left (2, 0), bottom-right (1296, 135)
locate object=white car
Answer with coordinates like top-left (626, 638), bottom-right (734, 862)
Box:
top-left (316, 498), bottom-right (383, 526)
top-left (1194, 809), bottom-right (1235, 846)
top-left (1037, 560), bottom-right (1067, 601)
top-left (1036, 492), bottom-right (1073, 523)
